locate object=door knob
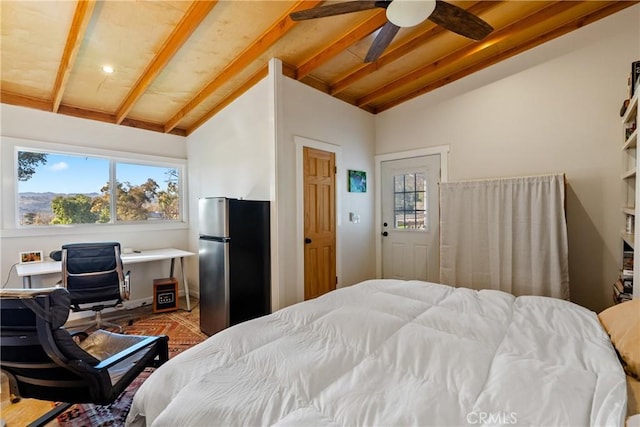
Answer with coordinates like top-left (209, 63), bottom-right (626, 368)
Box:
top-left (304, 237), bottom-right (312, 244)
top-left (381, 231), bottom-right (388, 237)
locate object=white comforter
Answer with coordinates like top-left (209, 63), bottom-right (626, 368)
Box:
top-left (126, 279), bottom-right (627, 426)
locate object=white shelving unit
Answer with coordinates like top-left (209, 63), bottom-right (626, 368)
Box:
top-left (621, 87), bottom-right (639, 301)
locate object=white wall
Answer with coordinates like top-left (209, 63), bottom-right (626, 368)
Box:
top-left (0, 104), bottom-right (189, 306)
top-left (186, 60), bottom-right (377, 310)
top-left (186, 74), bottom-right (276, 303)
top-left (376, 5), bottom-right (640, 312)
top-left (279, 67), bottom-right (376, 308)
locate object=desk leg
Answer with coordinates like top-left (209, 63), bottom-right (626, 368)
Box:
top-left (180, 257), bottom-right (191, 312)
top-left (23, 276), bottom-right (32, 289)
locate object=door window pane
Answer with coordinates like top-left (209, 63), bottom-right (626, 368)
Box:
top-left (393, 172), bottom-right (427, 230)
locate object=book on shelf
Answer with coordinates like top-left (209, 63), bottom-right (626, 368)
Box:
top-left (632, 60), bottom-right (640, 97)
top-left (615, 278), bottom-right (633, 293)
top-left (614, 279), bottom-right (625, 293)
top-left (613, 283), bottom-right (633, 303)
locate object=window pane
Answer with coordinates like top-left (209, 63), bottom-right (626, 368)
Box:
top-left (17, 150), bottom-right (182, 226)
top-left (116, 163), bottom-right (180, 221)
top-left (395, 193), bottom-right (404, 210)
top-left (416, 191), bottom-right (425, 210)
top-left (17, 151), bottom-right (109, 225)
top-left (415, 211), bottom-right (426, 229)
top-left (405, 192), bottom-right (415, 210)
top-left (405, 173), bottom-right (415, 191)
top-left (416, 173), bottom-right (426, 191)
top-left (395, 212), bottom-right (405, 229)
top-left (394, 175), bottom-right (404, 192)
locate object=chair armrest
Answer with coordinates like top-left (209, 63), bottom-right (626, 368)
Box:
top-left (71, 331), bottom-right (89, 341)
top-left (93, 335), bottom-right (167, 370)
top-left (120, 270), bottom-right (131, 300)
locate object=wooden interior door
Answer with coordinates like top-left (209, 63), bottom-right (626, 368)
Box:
top-left (303, 147), bottom-right (336, 300)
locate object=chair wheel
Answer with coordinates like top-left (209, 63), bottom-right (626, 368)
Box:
top-left (128, 319), bottom-right (134, 326)
top-left (10, 396), bottom-right (20, 403)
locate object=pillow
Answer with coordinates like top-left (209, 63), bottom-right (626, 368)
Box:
top-left (598, 299), bottom-right (640, 379)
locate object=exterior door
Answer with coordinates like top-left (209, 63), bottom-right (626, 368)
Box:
top-left (381, 155), bottom-right (440, 282)
top-left (303, 147), bottom-right (336, 299)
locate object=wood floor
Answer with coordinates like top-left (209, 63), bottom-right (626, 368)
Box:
top-left (0, 297), bottom-right (197, 427)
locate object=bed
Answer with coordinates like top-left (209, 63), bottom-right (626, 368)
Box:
top-left (126, 279), bottom-right (629, 426)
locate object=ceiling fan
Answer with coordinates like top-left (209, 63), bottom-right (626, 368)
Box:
top-left (290, 0), bottom-right (493, 63)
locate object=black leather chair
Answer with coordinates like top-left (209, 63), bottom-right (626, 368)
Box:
top-left (61, 242), bottom-right (130, 331)
top-left (0, 287), bottom-right (169, 427)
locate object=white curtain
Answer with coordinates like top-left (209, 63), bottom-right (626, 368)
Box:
top-left (439, 174), bottom-right (569, 299)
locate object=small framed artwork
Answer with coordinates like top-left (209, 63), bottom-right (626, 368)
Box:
top-left (348, 170), bottom-right (367, 193)
top-left (19, 250), bottom-right (43, 264)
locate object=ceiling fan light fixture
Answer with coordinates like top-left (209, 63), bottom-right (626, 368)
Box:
top-left (386, 0), bottom-right (436, 28)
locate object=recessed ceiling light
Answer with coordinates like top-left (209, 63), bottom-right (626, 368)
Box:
top-left (102, 65), bottom-right (114, 74)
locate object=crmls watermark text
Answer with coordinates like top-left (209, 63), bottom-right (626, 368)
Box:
top-left (466, 411), bottom-right (518, 425)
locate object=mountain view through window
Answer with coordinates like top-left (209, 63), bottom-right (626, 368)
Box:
top-left (17, 151), bottom-right (182, 226)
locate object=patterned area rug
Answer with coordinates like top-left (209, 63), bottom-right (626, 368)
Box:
top-left (56, 306), bottom-right (207, 427)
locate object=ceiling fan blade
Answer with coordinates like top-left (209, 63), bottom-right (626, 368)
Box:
top-left (364, 21), bottom-right (400, 63)
top-left (290, 1), bottom-right (385, 21)
top-left (428, 0), bottom-right (493, 41)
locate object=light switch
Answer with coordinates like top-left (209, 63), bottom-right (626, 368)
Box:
top-left (349, 212), bottom-right (360, 223)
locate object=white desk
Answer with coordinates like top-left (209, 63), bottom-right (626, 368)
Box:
top-left (16, 248), bottom-right (195, 311)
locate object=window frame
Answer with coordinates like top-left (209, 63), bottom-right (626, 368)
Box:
top-left (9, 139), bottom-right (187, 235)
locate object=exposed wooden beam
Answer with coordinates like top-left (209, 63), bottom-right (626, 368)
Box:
top-left (57, 104), bottom-right (188, 136)
top-left (1, 91), bottom-right (52, 111)
top-left (51, 0), bottom-right (96, 113)
top-left (295, 10), bottom-right (388, 80)
top-left (115, 1), bottom-right (217, 124)
top-left (282, 61), bottom-right (298, 79)
top-left (121, 118), bottom-right (187, 137)
top-left (0, 89), bottom-right (187, 136)
top-left (164, 0), bottom-right (322, 133)
top-left (330, 1), bottom-right (501, 95)
top-left (375, 1), bottom-right (638, 113)
top-left (357, 0), bottom-right (578, 108)
top-left (187, 66), bottom-right (269, 135)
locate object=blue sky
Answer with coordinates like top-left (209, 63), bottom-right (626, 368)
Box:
top-left (18, 153), bottom-right (173, 194)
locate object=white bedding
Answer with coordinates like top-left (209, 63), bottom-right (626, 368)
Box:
top-left (126, 279), bottom-right (627, 426)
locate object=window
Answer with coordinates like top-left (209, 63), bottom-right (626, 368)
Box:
top-left (394, 172), bottom-right (427, 230)
top-left (17, 150), bottom-right (183, 226)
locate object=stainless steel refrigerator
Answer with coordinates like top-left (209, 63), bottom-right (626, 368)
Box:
top-left (198, 197), bottom-right (271, 336)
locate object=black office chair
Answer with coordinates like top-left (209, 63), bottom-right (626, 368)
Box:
top-left (0, 287), bottom-right (169, 427)
top-left (61, 242), bottom-right (130, 331)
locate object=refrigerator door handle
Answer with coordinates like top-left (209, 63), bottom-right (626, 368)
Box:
top-left (200, 236), bottom-right (230, 243)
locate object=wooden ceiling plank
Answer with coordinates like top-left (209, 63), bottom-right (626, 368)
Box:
top-left (115, 1), bottom-right (217, 124)
top-left (165, 0), bottom-right (323, 133)
top-left (376, 1), bottom-right (638, 112)
top-left (296, 10), bottom-right (388, 80)
top-left (356, 0), bottom-right (578, 107)
top-left (330, 1), bottom-right (502, 96)
top-left (51, 0), bottom-right (97, 113)
top-left (187, 66), bottom-right (269, 135)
